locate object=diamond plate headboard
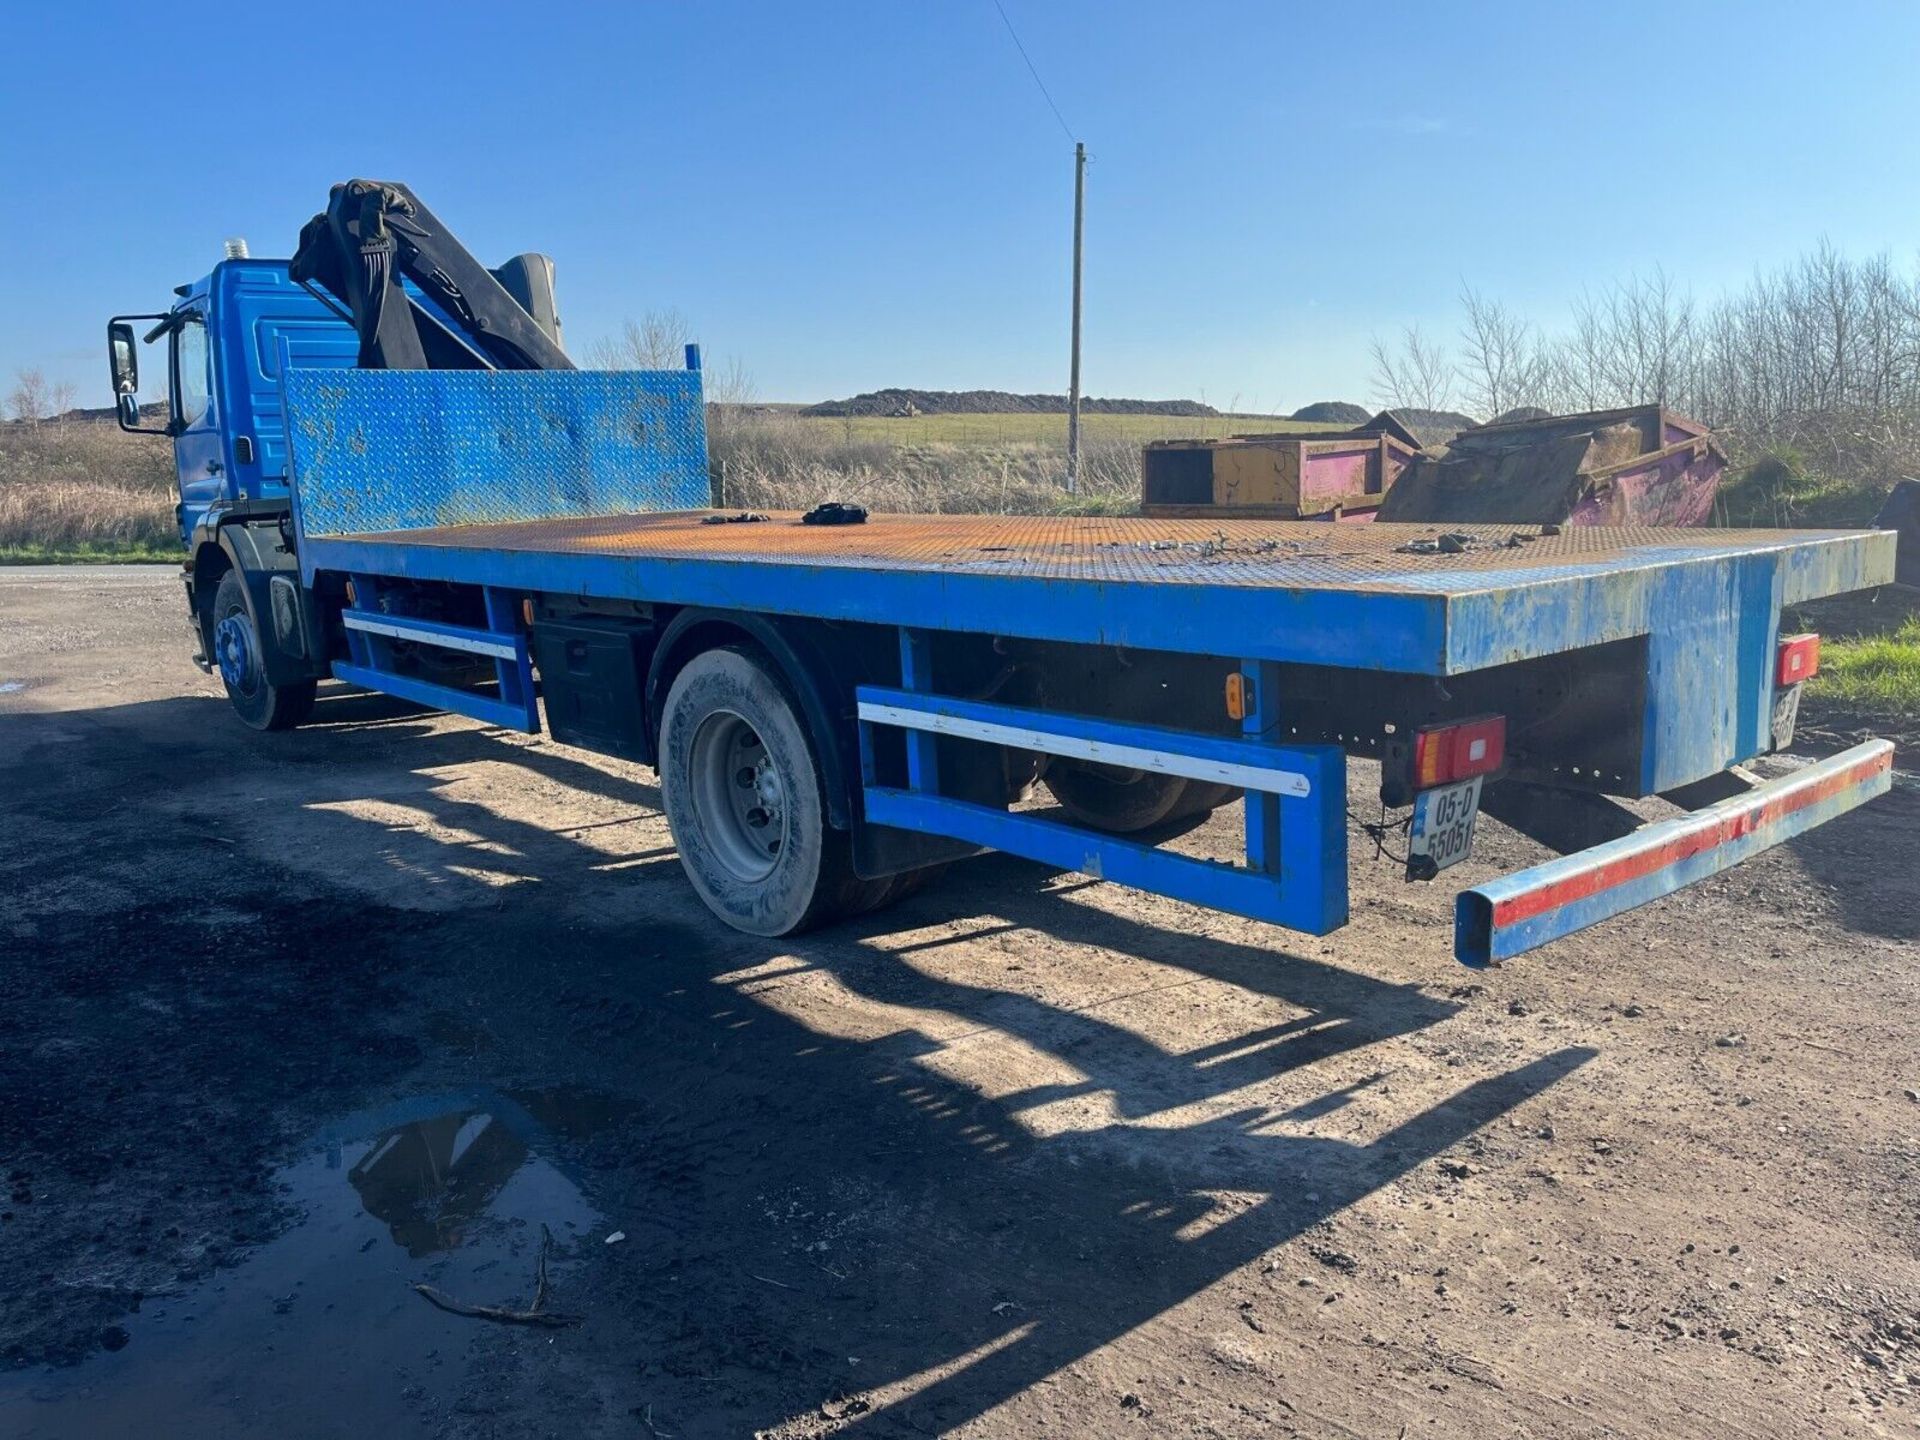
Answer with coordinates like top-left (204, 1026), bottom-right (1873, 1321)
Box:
top-left (281, 369), bottom-right (709, 538)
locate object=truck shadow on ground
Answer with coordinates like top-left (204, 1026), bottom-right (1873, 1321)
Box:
top-left (425, 896), bottom-right (1596, 1437)
top-left (3, 689), bottom-right (1891, 1435)
top-left (1783, 781), bottom-right (1919, 941)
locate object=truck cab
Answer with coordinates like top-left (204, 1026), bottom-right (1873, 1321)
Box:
top-left (110, 260), bottom-right (354, 545)
top-left (107, 218), bottom-right (561, 694)
top-left (109, 261), bottom-right (356, 698)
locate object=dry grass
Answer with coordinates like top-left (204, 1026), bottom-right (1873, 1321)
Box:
top-left (0, 481), bottom-right (175, 551)
top-left (0, 419), bottom-right (174, 491)
top-left (0, 421), bottom-right (177, 556)
top-left (778, 409), bottom-right (1316, 446)
top-left (0, 412), bottom-right (1150, 561)
top-left (708, 412), bottom-right (1144, 515)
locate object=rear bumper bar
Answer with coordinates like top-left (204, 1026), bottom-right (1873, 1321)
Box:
top-left (1455, 740), bottom-right (1894, 966)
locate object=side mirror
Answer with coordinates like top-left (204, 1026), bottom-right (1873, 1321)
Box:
top-left (108, 321), bottom-right (138, 396)
top-left (105, 314), bottom-right (172, 435)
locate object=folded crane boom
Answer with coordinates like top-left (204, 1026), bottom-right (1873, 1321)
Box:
top-left (290, 178), bottom-right (571, 372)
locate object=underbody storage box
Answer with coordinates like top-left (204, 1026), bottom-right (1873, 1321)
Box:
top-left (529, 618), bottom-right (655, 760)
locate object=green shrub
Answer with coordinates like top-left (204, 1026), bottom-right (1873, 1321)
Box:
top-left (1718, 449), bottom-right (1886, 528)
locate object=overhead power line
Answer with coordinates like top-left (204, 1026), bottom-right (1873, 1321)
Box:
top-left (991, 0), bottom-right (1076, 142)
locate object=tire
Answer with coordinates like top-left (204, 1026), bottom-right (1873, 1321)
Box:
top-left (1044, 762), bottom-right (1194, 834)
top-left (211, 571), bottom-right (315, 732)
top-left (877, 861), bottom-right (948, 906)
top-left (660, 646), bottom-right (882, 936)
top-left (1168, 780), bottom-right (1241, 821)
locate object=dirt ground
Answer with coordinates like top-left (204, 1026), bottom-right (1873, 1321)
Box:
top-left (0, 564), bottom-right (1916, 1440)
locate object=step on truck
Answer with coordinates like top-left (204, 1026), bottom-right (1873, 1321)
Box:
top-left (107, 180), bottom-right (1897, 966)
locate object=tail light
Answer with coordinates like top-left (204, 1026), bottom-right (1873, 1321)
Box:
top-left (1412, 715), bottom-right (1507, 789)
top-left (1777, 633), bottom-right (1820, 687)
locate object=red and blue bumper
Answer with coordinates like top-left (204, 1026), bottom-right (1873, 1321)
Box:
top-left (1455, 740), bottom-right (1895, 967)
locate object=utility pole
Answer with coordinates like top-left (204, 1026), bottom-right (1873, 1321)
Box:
top-left (1066, 140), bottom-right (1085, 494)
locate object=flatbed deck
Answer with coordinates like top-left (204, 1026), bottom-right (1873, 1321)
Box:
top-left (301, 511), bottom-right (1889, 675)
top-left (258, 369), bottom-right (1897, 962)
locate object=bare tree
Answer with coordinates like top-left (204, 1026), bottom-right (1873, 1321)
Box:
top-left (1445, 243), bottom-right (1920, 495)
top-left (1369, 325), bottom-right (1456, 412)
top-left (1458, 288), bottom-right (1547, 419)
top-left (587, 310), bottom-right (695, 370)
top-left (8, 368), bottom-right (49, 425)
top-left (701, 356), bottom-right (761, 507)
top-left (1569, 271), bottom-right (1697, 410)
top-left (702, 355), bottom-right (757, 438)
top-left (49, 380), bottom-right (77, 424)
top-left (704, 354), bottom-right (756, 408)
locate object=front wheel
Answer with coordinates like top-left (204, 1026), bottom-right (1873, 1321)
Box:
top-left (211, 571), bottom-right (315, 731)
top-left (660, 646), bottom-right (883, 936)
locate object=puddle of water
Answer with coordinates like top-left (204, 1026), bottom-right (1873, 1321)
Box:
top-left (0, 681), bottom-right (24, 695)
top-left (0, 1087), bottom-right (626, 1439)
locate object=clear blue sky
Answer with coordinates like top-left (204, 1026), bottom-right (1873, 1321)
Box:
top-left (7, 0), bottom-right (1920, 412)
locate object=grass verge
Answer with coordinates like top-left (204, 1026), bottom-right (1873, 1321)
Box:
top-left (0, 542), bottom-right (181, 565)
top-left (1811, 615), bottom-right (1920, 721)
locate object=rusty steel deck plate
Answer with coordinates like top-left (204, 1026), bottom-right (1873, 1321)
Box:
top-left (301, 508), bottom-right (1893, 695)
top-left (320, 509), bottom-right (1878, 599)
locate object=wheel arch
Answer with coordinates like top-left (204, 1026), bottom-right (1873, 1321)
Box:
top-left (645, 609), bottom-right (872, 832)
top-left (187, 536), bottom-right (233, 662)
top-left (193, 520), bottom-right (326, 686)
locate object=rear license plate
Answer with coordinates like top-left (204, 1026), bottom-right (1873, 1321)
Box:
top-left (1410, 776), bottom-right (1484, 874)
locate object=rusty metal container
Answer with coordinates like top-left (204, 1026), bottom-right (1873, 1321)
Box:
top-left (1141, 416), bottom-right (1419, 521)
top-left (1378, 404), bottom-right (1726, 527)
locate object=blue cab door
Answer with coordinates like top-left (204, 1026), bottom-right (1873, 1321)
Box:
top-left (170, 309), bottom-right (226, 543)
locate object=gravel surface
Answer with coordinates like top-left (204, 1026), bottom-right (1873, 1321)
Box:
top-left (0, 565), bottom-right (1915, 1438)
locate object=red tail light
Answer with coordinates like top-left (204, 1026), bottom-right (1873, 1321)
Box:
top-left (1412, 715), bottom-right (1507, 789)
top-left (1777, 633), bottom-right (1820, 687)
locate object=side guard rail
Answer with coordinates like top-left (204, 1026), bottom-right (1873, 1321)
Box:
top-left (856, 683), bottom-right (1348, 936)
top-left (1456, 740), bottom-right (1894, 966)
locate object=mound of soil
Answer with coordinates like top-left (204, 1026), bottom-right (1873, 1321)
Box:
top-left (1387, 407), bottom-right (1479, 447)
top-left (803, 389), bottom-right (1218, 418)
top-left (1487, 406), bottom-right (1554, 426)
top-left (1288, 401), bottom-right (1369, 425)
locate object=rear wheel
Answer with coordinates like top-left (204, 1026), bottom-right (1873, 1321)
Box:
top-left (660, 646), bottom-right (882, 935)
top-left (1044, 763), bottom-right (1194, 833)
top-left (877, 861), bottom-right (948, 906)
top-left (1170, 780), bottom-right (1241, 820)
top-left (211, 571), bottom-right (315, 731)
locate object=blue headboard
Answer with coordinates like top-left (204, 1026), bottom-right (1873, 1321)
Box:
top-left (281, 368), bottom-right (710, 538)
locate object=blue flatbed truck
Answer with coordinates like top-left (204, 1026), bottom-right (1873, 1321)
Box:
top-left (107, 182), bottom-right (1897, 966)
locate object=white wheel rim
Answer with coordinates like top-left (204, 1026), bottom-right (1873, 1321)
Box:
top-left (688, 709), bottom-right (788, 883)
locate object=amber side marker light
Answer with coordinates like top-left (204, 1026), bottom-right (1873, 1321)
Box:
top-left (1224, 672), bottom-right (1251, 721)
